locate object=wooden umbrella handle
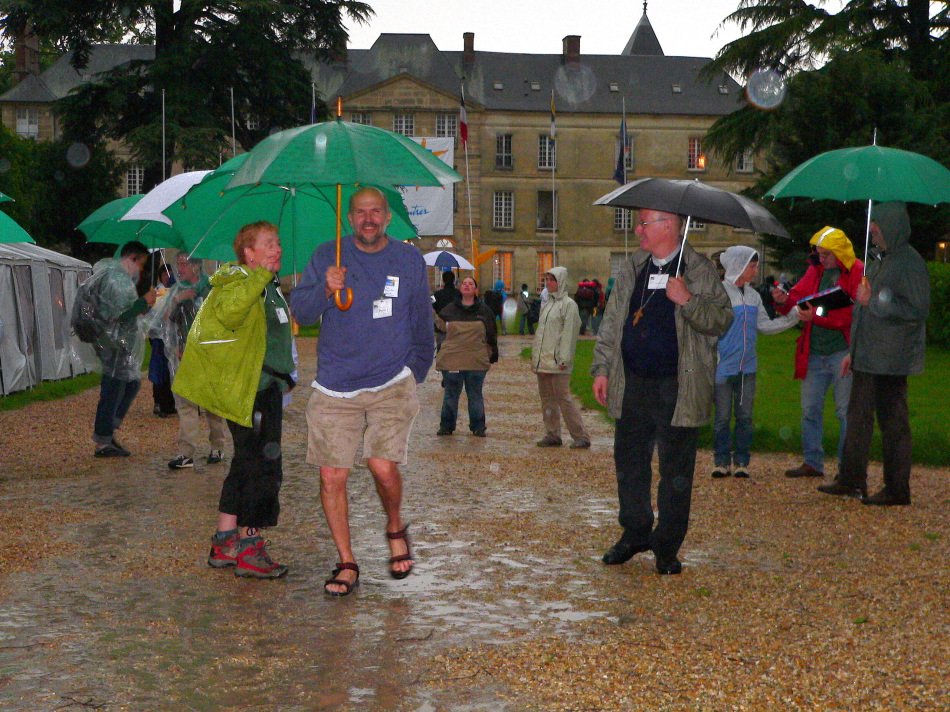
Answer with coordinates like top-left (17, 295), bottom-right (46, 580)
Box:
top-left (334, 182), bottom-right (353, 310)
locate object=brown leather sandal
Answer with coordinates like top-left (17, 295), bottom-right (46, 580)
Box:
top-left (324, 562), bottom-right (360, 596)
top-left (386, 525), bottom-right (414, 580)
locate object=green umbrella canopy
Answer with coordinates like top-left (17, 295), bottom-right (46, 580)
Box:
top-left (164, 172), bottom-right (418, 276)
top-left (766, 145), bottom-right (950, 205)
top-left (78, 194), bottom-right (184, 249)
top-left (0, 209), bottom-right (34, 244)
top-left (226, 119), bottom-right (462, 189)
top-left (0, 191), bottom-right (13, 203)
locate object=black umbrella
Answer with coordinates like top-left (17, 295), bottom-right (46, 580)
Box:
top-left (594, 178), bottom-right (790, 237)
top-left (594, 177), bottom-right (789, 274)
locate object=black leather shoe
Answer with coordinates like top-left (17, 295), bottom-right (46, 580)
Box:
top-left (655, 554), bottom-right (682, 575)
top-left (785, 463), bottom-right (824, 478)
top-left (602, 539), bottom-right (650, 565)
top-left (862, 488), bottom-right (910, 506)
top-left (817, 481), bottom-right (866, 499)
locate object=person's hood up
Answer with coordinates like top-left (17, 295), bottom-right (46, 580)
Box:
top-left (809, 226), bottom-right (857, 270)
top-left (210, 262), bottom-right (259, 289)
top-left (721, 245), bottom-right (758, 285)
top-left (493, 279), bottom-right (505, 292)
top-left (546, 266), bottom-right (569, 299)
top-left (870, 201), bottom-right (912, 251)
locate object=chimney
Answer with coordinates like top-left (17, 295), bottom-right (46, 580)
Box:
top-left (562, 35), bottom-right (580, 65)
top-left (13, 23), bottom-right (40, 84)
top-left (463, 32), bottom-right (475, 66)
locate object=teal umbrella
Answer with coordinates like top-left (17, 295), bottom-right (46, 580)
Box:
top-left (162, 154), bottom-right (418, 277)
top-left (226, 118), bottom-right (462, 308)
top-left (766, 143), bottom-right (950, 263)
top-left (0, 191), bottom-right (13, 203)
top-left (78, 194), bottom-right (184, 249)
top-left (0, 210), bottom-right (34, 244)
top-left (766, 144), bottom-right (950, 205)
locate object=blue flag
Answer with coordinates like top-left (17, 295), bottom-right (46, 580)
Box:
top-left (613, 115), bottom-right (627, 184)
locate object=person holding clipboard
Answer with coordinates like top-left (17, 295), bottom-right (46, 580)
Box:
top-left (771, 227), bottom-right (864, 482)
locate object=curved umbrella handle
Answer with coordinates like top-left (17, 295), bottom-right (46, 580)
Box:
top-left (334, 287), bottom-right (353, 310)
top-left (333, 183), bottom-right (353, 311)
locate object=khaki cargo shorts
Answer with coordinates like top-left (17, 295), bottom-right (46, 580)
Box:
top-left (305, 375), bottom-right (420, 468)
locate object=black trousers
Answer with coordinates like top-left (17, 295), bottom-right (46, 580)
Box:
top-left (839, 370), bottom-right (912, 500)
top-left (614, 372), bottom-right (698, 559)
top-left (219, 382), bottom-right (283, 528)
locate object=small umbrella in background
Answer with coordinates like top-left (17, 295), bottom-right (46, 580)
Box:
top-left (766, 141), bottom-right (950, 264)
top-left (226, 110), bottom-right (462, 309)
top-left (423, 250), bottom-right (475, 270)
top-left (594, 177), bottom-right (789, 272)
top-left (161, 154), bottom-right (417, 277)
top-left (119, 170), bottom-right (212, 225)
top-left (78, 195), bottom-right (184, 250)
top-left (0, 210), bottom-right (34, 244)
top-left (0, 191), bottom-right (13, 203)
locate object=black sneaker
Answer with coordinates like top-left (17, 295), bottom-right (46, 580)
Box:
top-left (110, 438), bottom-right (130, 456)
top-left (711, 467), bottom-right (731, 478)
top-left (95, 444), bottom-right (130, 458)
top-left (436, 428), bottom-right (454, 436)
top-left (733, 469), bottom-right (750, 479)
top-left (206, 449), bottom-right (224, 464)
top-left (167, 455), bottom-right (194, 469)
top-left (472, 429), bottom-right (486, 437)
top-left (655, 553), bottom-right (682, 575)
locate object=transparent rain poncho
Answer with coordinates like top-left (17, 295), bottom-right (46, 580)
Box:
top-left (145, 261), bottom-right (210, 380)
top-left (79, 258), bottom-right (149, 380)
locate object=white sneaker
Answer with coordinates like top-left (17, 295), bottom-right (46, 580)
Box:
top-left (168, 455), bottom-right (194, 470)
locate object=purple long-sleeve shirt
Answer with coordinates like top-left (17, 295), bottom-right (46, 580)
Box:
top-left (290, 237), bottom-right (433, 392)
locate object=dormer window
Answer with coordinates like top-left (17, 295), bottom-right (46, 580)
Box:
top-left (718, 85), bottom-right (729, 94)
top-left (609, 82), bottom-right (619, 92)
top-left (671, 84), bottom-right (682, 94)
top-left (493, 81), bottom-right (504, 90)
top-left (530, 81), bottom-right (540, 91)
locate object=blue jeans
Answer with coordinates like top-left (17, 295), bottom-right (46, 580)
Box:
top-left (93, 374), bottom-right (141, 445)
top-left (518, 313), bottom-right (534, 335)
top-left (440, 370), bottom-right (487, 433)
top-left (801, 349), bottom-right (851, 472)
top-left (713, 373), bottom-right (756, 468)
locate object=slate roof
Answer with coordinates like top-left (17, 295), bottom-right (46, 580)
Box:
top-left (0, 44), bottom-right (154, 103)
top-left (623, 12), bottom-right (664, 56)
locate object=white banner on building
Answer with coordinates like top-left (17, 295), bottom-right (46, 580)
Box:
top-left (396, 137), bottom-right (454, 236)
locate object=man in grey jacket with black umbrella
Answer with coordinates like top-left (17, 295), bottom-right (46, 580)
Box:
top-left (591, 209), bottom-right (732, 574)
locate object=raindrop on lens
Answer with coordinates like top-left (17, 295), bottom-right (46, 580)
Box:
top-left (489, 462), bottom-right (500, 474)
top-left (0, 158), bottom-right (10, 173)
top-left (263, 442), bottom-right (281, 460)
top-left (746, 68), bottom-right (787, 111)
top-left (878, 288), bottom-right (892, 304)
top-left (553, 64), bottom-right (597, 105)
top-left (779, 426), bottom-right (793, 441)
top-left (66, 142), bottom-right (91, 168)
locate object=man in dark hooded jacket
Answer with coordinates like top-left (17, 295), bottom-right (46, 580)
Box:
top-left (818, 202), bottom-right (931, 505)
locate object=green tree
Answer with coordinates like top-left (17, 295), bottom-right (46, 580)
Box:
top-left (715, 51), bottom-right (949, 265)
top-left (0, 1), bottom-right (373, 184)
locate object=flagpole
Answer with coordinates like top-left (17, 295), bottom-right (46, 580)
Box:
top-left (551, 89), bottom-right (557, 265)
top-left (311, 83), bottom-right (317, 124)
top-left (161, 89), bottom-right (166, 181)
top-left (230, 87), bottom-right (236, 157)
top-left (621, 97), bottom-right (628, 256)
top-left (460, 86), bottom-right (475, 267)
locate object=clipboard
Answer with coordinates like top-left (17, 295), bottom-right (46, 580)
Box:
top-left (796, 285), bottom-right (853, 312)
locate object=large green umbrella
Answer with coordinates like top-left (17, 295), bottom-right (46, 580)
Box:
top-left (226, 118), bottom-right (462, 308)
top-left (0, 209), bottom-right (34, 244)
top-left (163, 156), bottom-right (418, 277)
top-left (765, 143), bottom-right (950, 262)
top-left (78, 194), bottom-right (184, 250)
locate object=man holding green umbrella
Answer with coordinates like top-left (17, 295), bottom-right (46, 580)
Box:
top-left (291, 187), bottom-right (433, 596)
top-left (818, 203), bottom-right (931, 505)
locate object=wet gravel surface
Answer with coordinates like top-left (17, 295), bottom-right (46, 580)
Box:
top-left (0, 336), bottom-right (947, 710)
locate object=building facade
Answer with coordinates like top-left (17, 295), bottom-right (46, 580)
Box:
top-left (1, 9), bottom-right (764, 291)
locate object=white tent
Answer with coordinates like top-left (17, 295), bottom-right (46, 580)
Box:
top-left (0, 243), bottom-right (92, 395)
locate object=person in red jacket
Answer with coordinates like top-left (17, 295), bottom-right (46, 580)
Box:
top-left (772, 227), bottom-right (864, 480)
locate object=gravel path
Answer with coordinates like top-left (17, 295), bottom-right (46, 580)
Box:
top-left (0, 335), bottom-right (946, 710)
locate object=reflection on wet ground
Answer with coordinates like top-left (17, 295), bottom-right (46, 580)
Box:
top-left (0, 337), bottom-right (617, 710)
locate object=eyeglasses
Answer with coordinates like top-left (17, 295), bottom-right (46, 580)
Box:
top-left (637, 218), bottom-right (671, 228)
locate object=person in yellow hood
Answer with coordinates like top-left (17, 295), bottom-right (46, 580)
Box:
top-left (772, 226), bottom-right (864, 481)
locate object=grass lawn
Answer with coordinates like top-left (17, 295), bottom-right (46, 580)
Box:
top-left (529, 330), bottom-right (950, 467)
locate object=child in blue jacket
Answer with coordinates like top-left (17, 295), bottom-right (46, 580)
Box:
top-left (713, 246), bottom-right (799, 478)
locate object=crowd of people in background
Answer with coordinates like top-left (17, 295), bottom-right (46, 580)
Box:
top-left (72, 199), bottom-right (931, 585)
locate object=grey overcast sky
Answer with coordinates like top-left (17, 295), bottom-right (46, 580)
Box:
top-left (345, 0), bottom-right (754, 60)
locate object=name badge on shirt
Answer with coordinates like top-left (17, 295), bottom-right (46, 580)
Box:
top-left (373, 298), bottom-right (393, 319)
top-left (275, 307), bottom-right (289, 324)
top-left (648, 273), bottom-right (669, 290)
top-left (383, 276), bottom-right (400, 298)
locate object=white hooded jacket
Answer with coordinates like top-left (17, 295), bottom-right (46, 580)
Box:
top-left (531, 266), bottom-right (582, 374)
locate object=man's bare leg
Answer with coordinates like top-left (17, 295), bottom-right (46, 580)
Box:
top-left (320, 465), bottom-right (358, 593)
top-left (367, 457), bottom-right (413, 575)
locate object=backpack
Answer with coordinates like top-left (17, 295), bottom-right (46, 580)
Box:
top-left (70, 278), bottom-right (103, 344)
top-left (484, 290), bottom-right (503, 316)
top-left (575, 282), bottom-right (597, 305)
